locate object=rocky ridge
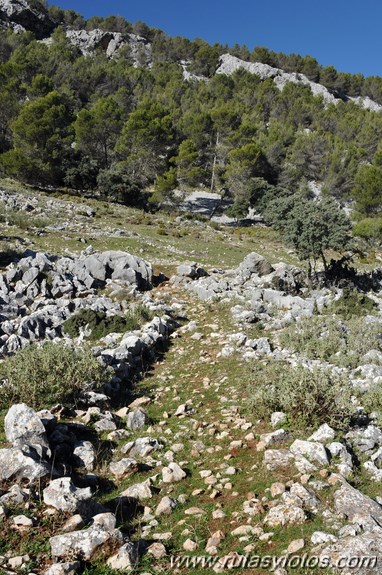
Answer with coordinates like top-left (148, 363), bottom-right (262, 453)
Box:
top-left (0, 0), bottom-right (381, 112)
top-left (216, 54), bottom-right (382, 112)
top-left (64, 29), bottom-right (152, 65)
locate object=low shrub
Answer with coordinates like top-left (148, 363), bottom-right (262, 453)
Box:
top-left (324, 288), bottom-right (377, 319)
top-left (0, 342), bottom-right (112, 409)
top-left (248, 362), bottom-right (353, 431)
top-left (280, 315), bottom-right (382, 369)
top-left (63, 305), bottom-right (154, 341)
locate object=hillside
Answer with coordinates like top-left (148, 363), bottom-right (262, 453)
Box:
top-left (3, 2), bottom-right (382, 574)
top-left (0, 0), bottom-right (382, 242)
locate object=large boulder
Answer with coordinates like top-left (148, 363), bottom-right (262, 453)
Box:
top-left (50, 523), bottom-right (123, 561)
top-left (0, 446), bottom-right (51, 482)
top-left (269, 263), bottom-right (307, 294)
top-left (70, 251), bottom-right (153, 290)
top-left (238, 252), bottom-right (273, 278)
top-left (43, 478), bottom-right (92, 514)
top-left (289, 440), bottom-right (330, 467)
top-left (4, 403), bottom-right (50, 458)
top-left (334, 482), bottom-right (382, 526)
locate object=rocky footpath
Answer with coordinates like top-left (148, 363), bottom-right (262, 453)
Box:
top-left (2, 250), bottom-right (382, 574)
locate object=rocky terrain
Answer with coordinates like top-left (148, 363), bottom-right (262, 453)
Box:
top-left (1, 182), bottom-right (382, 575)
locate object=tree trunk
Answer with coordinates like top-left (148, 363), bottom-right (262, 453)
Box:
top-left (320, 250), bottom-right (328, 277)
top-left (210, 131), bottom-right (220, 193)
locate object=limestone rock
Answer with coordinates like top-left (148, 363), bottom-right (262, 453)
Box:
top-left (0, 447), bottom-right (51, 482)
top-left (0, 0), bottom-right (55, 38)
top-left (155, 496), bottom-right (178, 516)
top-left (290, 440), bottom-right (329, 467)
top-left (126, 408), bottom-right (149, 430)
top-left (162, 462), bottom-right (187, 483)
top-left (238, 252), bottom-right (273, 278)
top-left (334, 482), bottom-right (382, 526)
top-left (106, 541), bottom-right (137, 570)
top-left (120, 479), bottom-right (153, 500)
top-left (264, 504), bottom-right (306, 527)
top-left (44, 562), bottom-right (80, 575)
top-left (121, 437), bottom-right (163, 458)
top-left (50, 526), bottom-right (123, 561)
top-left (263, 449), bottom-right (294, 471)
top-left (4, 403), bottom-right (50, 458)
top-left (147, 542), bottom-right (166, 559)
top-left (43, 478), bottom-right (92, 513)
top-left (109, 458), bottom-right (138, 480)
top-left (308, 424), bottom-right (336, 443)
top-left (72, 441), bottom-right (95, 472)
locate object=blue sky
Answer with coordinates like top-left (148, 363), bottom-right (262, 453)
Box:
top-left (54, 0), bottom-right (382, 77)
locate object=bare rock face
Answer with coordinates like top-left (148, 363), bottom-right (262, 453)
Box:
top-left (320, 530), bottom-right (382, 575)
top-left (66, 29), bottom-right (122, 57)
top-left (0, 0), bottom-right (55, 38)
top-left (65, 29), bottom-right (152, 65)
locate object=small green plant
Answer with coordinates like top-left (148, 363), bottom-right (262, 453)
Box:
top-left (157, 224), bottom-right (168, 236)
top-left (0, 342), bottom-right (112, 410)
top-left (63, 305), bottom-right (154, 340)
top-left (248, 362), bottom-right (353, 431)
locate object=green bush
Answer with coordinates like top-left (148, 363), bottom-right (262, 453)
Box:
top-left (353, 217), bottom-right (382, 244)
top-left (63, 305), bottom-right (154, 341)
top-left (363, 384), bottom-right (382, 424)
top-left (248, 362), bottom-right (353, 431)
top-left (280, 315), bottom-right (382, 369)
top-left (324, 289), bottom-right (377, 320)
top-left (0, 342), bottom-right (112, 409)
